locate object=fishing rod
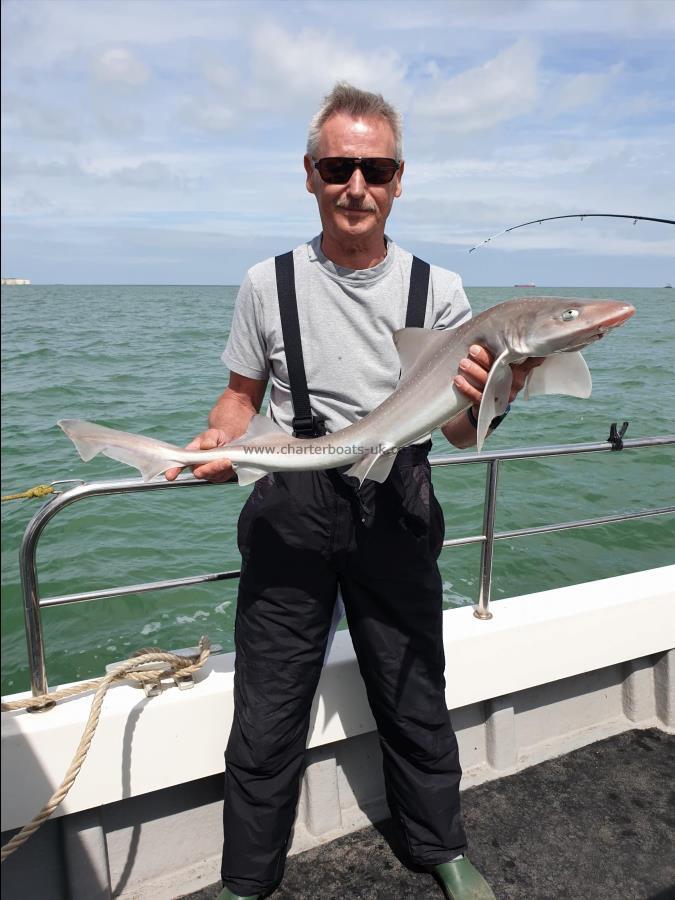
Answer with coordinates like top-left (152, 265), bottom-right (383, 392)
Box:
top-left (468, 213), bottom-right (675, 253)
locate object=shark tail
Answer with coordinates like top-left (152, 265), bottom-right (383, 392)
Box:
top-left (58, 419), bottom-right (184, 482)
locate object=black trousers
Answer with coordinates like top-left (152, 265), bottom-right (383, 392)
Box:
top-left (221, 447), bottom-right (467, 895)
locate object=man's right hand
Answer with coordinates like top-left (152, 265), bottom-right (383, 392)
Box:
top-left (164, 428), bottom-right (235, 483)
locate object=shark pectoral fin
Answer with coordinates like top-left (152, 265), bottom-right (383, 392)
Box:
top-left (476, 351), bottom-right (512, 452)
top-left (345, 450), bottom-right (398, 487)
top-left (231, 463), bottom-right (268, 487)
top-left (230, 417), bottom-right (292, 484)
top-left (524, 351), bottom-right (592, 400)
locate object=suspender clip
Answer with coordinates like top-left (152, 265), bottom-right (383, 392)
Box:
top-left (292, 415), bottom-right (327, 439)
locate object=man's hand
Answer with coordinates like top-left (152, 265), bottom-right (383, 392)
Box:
top-left (444, 345), bottom-right (545, 448)
top-left (165, 374), bottom-right (267, 483)
top-left (453, 345), bottom-right (545, 409)
top-left (164, 428), bottom-right (235, 483)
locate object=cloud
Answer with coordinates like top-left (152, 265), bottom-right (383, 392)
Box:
top-left (2, 93), bottom-right (80, 141)
top-left (3, 188), bottom-right (62, 216)
top-left (618, 93), bottom-right (669, 118)
top-left (95, 109), bottom-right (145, 137)
top-left (413, 39), bottom-right (541, 132)
top-left (2, 0), bottom-right (242, 69)
top-left (374, 0), bottom-right (675, 35)
top-left (553, 64), bottom-right (624, 113)
top-left (247, 23), bottom-right (407, 108)
top-left (3, 152), bottom-right (191, 199)
top-left (2, 153), bottom-right (83, 177)
top-left (93, 48), bottom-right (150, 86)
top-left (408, 150), bottom-right (597, 184)
top-left (202, 60), bottom-right (239, 93)
top-left (100, 160), bottom-right (188, 189)
top-left (181, 100), bottom-right (236, 133)
top-left (622, 0), bottom-right (675, 29)
top-left (179, 21), bottom-right (409, 134)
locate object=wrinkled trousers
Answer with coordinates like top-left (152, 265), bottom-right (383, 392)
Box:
top-left (222, 447), bottom-right (467, 895)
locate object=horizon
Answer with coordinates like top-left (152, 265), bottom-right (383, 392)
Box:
top-left (3, 281), bottom-right (671, 289)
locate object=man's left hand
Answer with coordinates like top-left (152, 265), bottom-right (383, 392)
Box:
top-left (453, 344), bottom-right (545, 407)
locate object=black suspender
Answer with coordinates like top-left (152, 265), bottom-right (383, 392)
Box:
top-left (275, 251), bottom-right (431, 438)
top-left (275, 251), bottom-right (326, 438)
top-left (405, 255), bottom-right (431, 328)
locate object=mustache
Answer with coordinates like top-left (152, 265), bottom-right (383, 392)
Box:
top-left (335, 199), bottom-right (377, 212)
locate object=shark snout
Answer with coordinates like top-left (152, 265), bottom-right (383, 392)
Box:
top-left (595, 302), bottom-right (636, 335)
top-left (606, 303), bottom-right (635, 326)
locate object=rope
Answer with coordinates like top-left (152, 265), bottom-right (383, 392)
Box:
top-left (0, 636), bottom-right (211, 862)
top-left (1, 484), bottom-right (55, 502)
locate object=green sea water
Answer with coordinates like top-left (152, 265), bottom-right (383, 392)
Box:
top-left (1, 285), bottom-right (673, 696)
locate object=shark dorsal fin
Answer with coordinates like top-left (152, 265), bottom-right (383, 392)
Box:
top-left (392, 328), bottom-right (449, 382)
top-left (237, 414), bottom-right (287, 443)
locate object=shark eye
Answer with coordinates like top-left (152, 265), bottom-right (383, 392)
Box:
top-left (562, 309), bottom-right (580, 321)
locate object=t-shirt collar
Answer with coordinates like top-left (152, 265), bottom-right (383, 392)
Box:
top-left (307, 233), bottom-right (396, 284)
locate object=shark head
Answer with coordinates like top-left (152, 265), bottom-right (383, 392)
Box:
top-left (466, 296), bottom-right (636, 451)
top-left (503, 297), bottom-right (636, 357)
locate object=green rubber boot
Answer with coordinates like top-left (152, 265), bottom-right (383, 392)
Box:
top-left (433, 856), bottom-right (497, 900)
top-left (215, 888), bottom-right (260, 900)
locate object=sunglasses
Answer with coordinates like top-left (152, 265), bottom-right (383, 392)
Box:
top-left (313, 157), bottom-right (401, 185)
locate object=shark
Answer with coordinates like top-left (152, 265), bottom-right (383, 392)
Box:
top-left (59, 296), bottom-right (635, 487)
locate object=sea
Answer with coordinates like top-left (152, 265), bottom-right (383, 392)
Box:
top-left (1, 285), bottom-right (673, 696)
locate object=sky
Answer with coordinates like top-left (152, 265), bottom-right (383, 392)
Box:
top-left (1, 0), bottom-right (674, 286)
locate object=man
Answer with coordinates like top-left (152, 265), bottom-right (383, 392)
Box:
top-left (167, 83), bottom-right (539, 899)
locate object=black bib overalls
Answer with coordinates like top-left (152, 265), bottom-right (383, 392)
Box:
top-left (221, 254), bottom-right (467, 896)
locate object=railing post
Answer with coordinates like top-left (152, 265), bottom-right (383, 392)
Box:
top-left (19, 507), bottom-right (50, 696)
top-left (475, 458), bottom-right (500, 620)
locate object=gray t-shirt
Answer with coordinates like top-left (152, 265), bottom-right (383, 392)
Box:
top-left (222, 235), bottom-right (472, 435)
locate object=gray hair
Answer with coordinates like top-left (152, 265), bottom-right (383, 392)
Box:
top-left (307, 82), bottom-right (403, 159)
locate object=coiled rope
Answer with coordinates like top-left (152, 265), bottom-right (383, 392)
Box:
top-left (0, 636), bottom-right (211, 862)
top-left (1, 484), bottom-right (55, 502)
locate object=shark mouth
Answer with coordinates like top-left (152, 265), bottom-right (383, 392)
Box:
top-left (594, 303), bottom-right (636, 334)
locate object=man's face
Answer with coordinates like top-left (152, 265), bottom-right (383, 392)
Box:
top-left (304, 112), bottom-right (404, 247)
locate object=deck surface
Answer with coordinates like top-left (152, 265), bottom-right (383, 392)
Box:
top-left (181, 728), bottom-right (674, 900)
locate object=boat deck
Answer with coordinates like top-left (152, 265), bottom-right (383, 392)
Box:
top-left (181, 728), bottom-right (674, 900)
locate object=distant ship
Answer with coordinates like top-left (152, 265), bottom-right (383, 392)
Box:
top-left (1, 277), bottom-right (31, 285)
top-left (665, 284), bottom-right (672, 289)
top-left (514, 282), bottom-right (536, 288)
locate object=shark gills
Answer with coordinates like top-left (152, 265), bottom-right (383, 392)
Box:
top-left (59, 296), bottom-right (635, 487)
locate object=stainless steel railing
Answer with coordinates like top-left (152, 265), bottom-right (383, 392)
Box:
top-left (17, 433), bottom-right (675, 696)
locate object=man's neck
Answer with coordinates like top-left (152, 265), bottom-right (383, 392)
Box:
top-left (320, 233), bottom-right (388, 270)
